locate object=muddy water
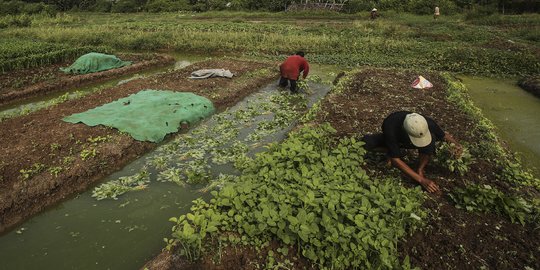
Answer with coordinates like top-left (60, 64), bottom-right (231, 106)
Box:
top-left (459, 76), bottom-right (540, 177)
top-left (0, 82), bottom-right (331, 270)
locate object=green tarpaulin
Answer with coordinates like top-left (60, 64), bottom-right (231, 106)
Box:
top-left (60, 52), bottom-right (131, 74)
top-left (63, 90), bottom-right (215, 143)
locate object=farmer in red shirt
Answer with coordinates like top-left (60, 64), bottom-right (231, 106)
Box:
top-left (279, 51), bottom-right (310, 93)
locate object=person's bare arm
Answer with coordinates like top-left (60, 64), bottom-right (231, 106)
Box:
top-left (417, 153), bottom-right (431, 178)
top-left (390, 157), bottom-right (440, 193)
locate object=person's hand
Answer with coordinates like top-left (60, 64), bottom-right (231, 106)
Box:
top-left (420, 178), bottom-right (440, 194)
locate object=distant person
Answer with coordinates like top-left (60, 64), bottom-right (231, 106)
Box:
top-left (279, 51), bottom-right (310, 94)
top-left (370, 8), bottom-right (379, 20)
top-left (362, 111), bottom-right (463, 193)
top-left (434, 6), bottom-right (440, 20)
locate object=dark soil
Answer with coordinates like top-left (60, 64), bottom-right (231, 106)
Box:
top-left (143, 239), bottom-right (314, 270)
top-left (0, 53), bottom-right (175, 107)
top-left (0, 59), bottom-right (277, 234)
top-left (518, 75), bottom-right (540, 98)
top-left (311, 68), bottom-right (540, 269)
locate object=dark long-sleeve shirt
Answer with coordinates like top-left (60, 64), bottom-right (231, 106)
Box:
top-left (382, 111), bottom-right (445, 158)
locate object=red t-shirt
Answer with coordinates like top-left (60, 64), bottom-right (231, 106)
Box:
top-left (280, 55), bottom-right (309, 80)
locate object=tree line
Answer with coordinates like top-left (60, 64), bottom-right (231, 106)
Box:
top-left (0, 0), bottom-right (538, 15)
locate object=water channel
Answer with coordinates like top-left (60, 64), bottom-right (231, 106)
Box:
top-left (459, 76), bottom-right (540, 178)
top-left (0, 55), bottom-right (333, 269)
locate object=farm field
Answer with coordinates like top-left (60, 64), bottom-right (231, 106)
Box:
top-left (0, 11), bottom-right (539, 270)
top-left (0, 52), bottom-right (174, 106)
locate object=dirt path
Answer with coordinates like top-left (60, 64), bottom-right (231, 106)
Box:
top-left (0, 53), bottom-right (175, 107)
top-left (312, 68), bottom-right (540, 269)
top-left (0, 59), bottom-right (277, 234)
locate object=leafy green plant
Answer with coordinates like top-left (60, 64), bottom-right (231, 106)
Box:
top-left (47, 166), bottom-right (63, 177)
top-left (62, 156), bottom-right (75, 166)
top-left (168, 124), bottom-right (426, 268)
top-left (87, 135), bottom-right (111, 144)
top-left (434, 142), bottom-right (474, 176)
top-left (450, 184), bottom-right (538, 225)
top-left (499, 161), bottom-right (538, 189)
top-left (296, 80), bottom-right (309, 91)
top-left (80, 148), bottom-right (97, 160)
top-left (183, 159), bottom-right (211, 184)
top-left (19, 162), bottom-right (46, 180)
top-left (92, 168), bottom-right (150, 200)
top-left (49, 143), bottom-right (61, 151)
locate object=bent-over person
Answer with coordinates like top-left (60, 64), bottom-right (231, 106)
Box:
top-left (362, 111), bottom-right (463, 193)
top-left (279, 51), bottom-right (310, 93)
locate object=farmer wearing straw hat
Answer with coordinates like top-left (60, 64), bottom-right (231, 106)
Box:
top-left (362, 111), bottom-right (463, 193)
top-left (370, 8), bottom-right (379, 20)
top-left (434, 6), bottom-right (440, 20)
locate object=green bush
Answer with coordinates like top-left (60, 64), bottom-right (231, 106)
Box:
top-left (111, 0), bottom-right (140, 13)
top-left (92, 0), bottom-right (112, 12)
top-left (343, 0), bottom-right (376, 14)
top-left (0, 0), bottom-right (56, 16)
top-left (407, 0), bottom-right (459, 15)
top-left (464, 4), bottom-right (498, 20)
top-left (145, 0), bottom-right (190, 12)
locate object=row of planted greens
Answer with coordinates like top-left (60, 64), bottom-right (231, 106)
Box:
top-left (0, 38), bottom-right (110, 72)
top-left (1, 13), bottom-right (538, 76)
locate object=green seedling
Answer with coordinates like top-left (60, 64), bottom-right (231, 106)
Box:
top-left (20, 163), bottom-right (46, 180)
